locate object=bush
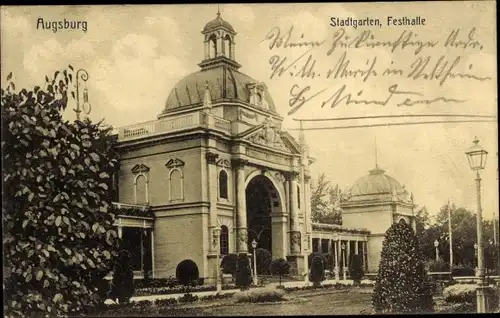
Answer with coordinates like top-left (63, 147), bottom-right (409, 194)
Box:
top-left (178, 293), bottom-right (199, 303)
top-left (176, 259), bottom-right (199, 286)
top-left (110, 249), bottom-right (135, 303)
top-left (235, 254), bottom-right (252, 290)
top-left (256, 248), bottom-right (272, 275)
top-left (442, 284), bottom-right (476, 304)
top-left (270, 258), bottom-right (290, 286)
top-left (427, 258), bottom-right (449, 272)
top-left (2, 68), bottom-right (121, 317)
top-left (221, 253), bottom-right (238, 277)
top-left (451, 265), bottom-right (475, 277)
top-left (233, 288), bottom-right (286, 303)
top-left (308, 252), bottom-right (327, 268)
top-left (372, 221), bottom-right (434, 314)
top-left (349, 254), bottom-right (364, 285)
top-left (309, 254), bottom-right (325, 287)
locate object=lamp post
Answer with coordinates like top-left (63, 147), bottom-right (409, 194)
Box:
top-left (465, 137), bottom-right (488, 313)
top-left (434, 240), bottom-right (439, 261)
top-left (304, 234), bottom-right (310, 284)
top-left (333, 234), bottom-right (340, 281)
top-left (447, 201), bottom-right (454, 271)
top-left (474, 243), bottom-right (478, 269)
top-left (341, 242), bottom-right (347, 281)
top-left (74, 69), bottom-right (91, 121)
top-left (213, 228), bottom-right (222, 292)
top-left (251, 239), bottom-right (258, 286)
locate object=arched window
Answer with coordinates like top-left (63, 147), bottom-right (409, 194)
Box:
top-left (135, 174), bottom-right (148, 204)
top-left (169, 169), bottom-right (183, 201)
top-left (220, 225), bottom-right (229, 255)
top-left (219, 170), bottom-right (228, 199)
top-left (224, 35), bottom-right (232, 58)
top-left (297, 185), bottom-right (301, 209)
top-left (209, 34), bottom-right (217, 58)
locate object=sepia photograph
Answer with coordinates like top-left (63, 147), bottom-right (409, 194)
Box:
top-left (1, 1), bottom-right (498, 316)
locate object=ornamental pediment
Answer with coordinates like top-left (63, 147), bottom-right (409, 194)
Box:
top-left (165, 158), bottom-right (185, 168)
top-left (131, 164), bottom-right (150, 174)
top-left (239, 117), bottom-right (291, 152)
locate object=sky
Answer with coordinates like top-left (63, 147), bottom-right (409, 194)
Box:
top-left (1, 2), bottom-right (497, 222)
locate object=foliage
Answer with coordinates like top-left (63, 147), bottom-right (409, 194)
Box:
top-left (349, 254), bottom-right (364, 285)
top-left (419, 203), bottom-right (497, 269)
top-left (221, 253), bottom-right (238, 277)
top-left (451, 264), bottom-right (475, 277)
top-left (235, 253), bottom-right (252, 290)
top-left (109, 249), bottom-right (134, 303)
top-left (308, 252), bottom-right (327, 268)
top-left (372, 221), bottom-right (434, 314)
top-left (309, 255), bottom-right (325, 287)
top-left (255, 248), bottom-right (272, 275)
top-left (233, 288), bottom-right (286, 303)
top-left (2, 68), bottom-right (120, 317)
top-left (270, 258), bottom-right (290, 286)
top-left (178, 293), bottom-right (199, 303)
top-left (175, 259), bottom-right (199, 286)
top-left (442, 284), bottom-right (476, 304)
top-left (310, 173), bottom-right (342, 225)
top-left (426, 258), bottom-right (449, 272)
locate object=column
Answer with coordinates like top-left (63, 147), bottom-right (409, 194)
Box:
top-left (304, 175), bottom-right (312, 251)
top-left (235, 159), bottom-right (248, 253)
top-left (204, 41), bottom-right (209, 59)
top-left (206, 152), bottom-right (219, 253)
top-left (140, 229), bottom-right (144, 274)
top-left (289, 172), bottom-right (300, 255)
top-left (118, 226), bottom-right (123, 239)
top-left (347, 240), bottom-right (351, 269)
top-left (363, 241), bottom-right (368, 272)
top-left (355, 240), bottom-right (359, 255)
top-left (151, 229), bottom-right (155, 279)
top-left (328, 240), bottom-right (333, 268)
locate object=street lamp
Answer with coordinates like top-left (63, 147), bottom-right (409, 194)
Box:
top-left (341, 242), bottom-right (347, 281)
top-left (213, 228), bottom-right (222, 292)
top-left (251, 239), bottom-right (258, 286)
top-left (465, 137), bottom-right (488, 313)
top-left (333, 234), bottom-right (340, 281)
top-left (434, 240), bottom-right (439, 261)
top-left (74, 69), bottom-right (92, 121)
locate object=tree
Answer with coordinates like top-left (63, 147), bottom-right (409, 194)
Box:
top-left (349, 254), bottom-right (364, 285)
top-left (255, 248), bottom-right (272, 276)
top-left (235, 254), bottom-right (252, 290)
top-left (372, 220), bottom-right (434, 314)
top-left (311, 174), bottom-right (342, 225)
top-left (309, 254), bottom-right (325, 287)
top-left (270, 258), bottom-right (290, 287)
top-left (2, 68), bottom-right (120, 317)
top-left (221, 253), bottom-right (238, 279)
top-left (110, 249), bottom-right (134, 303)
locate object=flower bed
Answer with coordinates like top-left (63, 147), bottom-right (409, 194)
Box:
top-left (233, 288), bottom-right (286, 303)
top-left (283, 280), bottom-right (375, 292)
top-left (134, 283), bottom-right (237, 296)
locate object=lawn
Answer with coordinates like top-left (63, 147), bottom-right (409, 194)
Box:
top-left (98, 288), bottom-right (373, 316)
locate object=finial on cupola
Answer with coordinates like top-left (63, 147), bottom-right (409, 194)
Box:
top-left (203, 80), bottom-right (212, 108)
top-left (217, 4), bottom-right (221, 17)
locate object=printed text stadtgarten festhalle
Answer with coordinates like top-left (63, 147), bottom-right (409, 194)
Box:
top-left (330, 16), bottom-right (426, 29)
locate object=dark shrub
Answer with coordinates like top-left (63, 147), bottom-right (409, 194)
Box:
top-left (349, 254), bottom-right (364, 285)
top-left (451, 265), bottom-right (475, 277)
top-left (176, 259), bottom-right (199, 286)
top-left (427, 258), bottom-right (449, 272)
top-left (308, 252), bottom-right (327, 268)
top-left (235, 253), bottom-right (252, 290)
top-left (270, 258), bottom-right (290, 286)
top-left (221, 253), bottom-right (238, 278)
top-left (110, 249), bottom-right (135, 303)
top-left (309, 255), bottom-right (325, 287)
top-left (256, 248), bottom-right (272, 275)
top-left (372, 221), bottom-right (434, 314)
top-left (178, 293), bottom-right (199, 303)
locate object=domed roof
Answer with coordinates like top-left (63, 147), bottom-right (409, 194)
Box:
top-left (159, 66), bottom-right (277, 115)
top-left (346, 166), bottom-right (411, 203)
top-left (203, 12), bottom-right (235, 33)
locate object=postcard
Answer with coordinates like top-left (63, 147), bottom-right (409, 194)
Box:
top-left (1, 1), bottom-right (498, 316)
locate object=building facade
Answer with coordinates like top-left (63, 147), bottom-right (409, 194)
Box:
top-left (110, 13), bottom-right (416, 281)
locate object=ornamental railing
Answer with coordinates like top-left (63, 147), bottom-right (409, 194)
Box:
top-left (114, 112), bottom-right (231, 142)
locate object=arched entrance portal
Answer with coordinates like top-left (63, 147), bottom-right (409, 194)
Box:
top-left (245, 174), bottom-right (286, 259)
